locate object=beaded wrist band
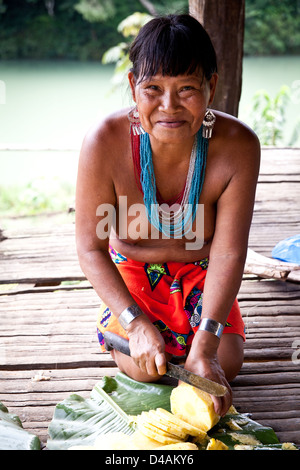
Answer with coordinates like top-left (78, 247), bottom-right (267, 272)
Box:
top-left (118, 304), bottom-right (143, 330)
top-left (198, 318), bottom-right (224, 339)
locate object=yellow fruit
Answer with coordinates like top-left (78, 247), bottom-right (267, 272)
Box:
top-left (157, 442), bottom-right (199, 450)
top-left (234, 445), bottom-right (254, 450)
top-left (143, 410), bottom-right (188, 439)
top-left (227, 405), bottom-right (239, 414)
top-left (155, 407), bottom-right (207, 440)
top-left (127, 431), bottom-right (162, 450)
top-left (170, 383), bottom-right (220, 432)
top-left (225, 418), bottom-right (243, 431)
top-left (229, 432), bottom-right (261, 446)
top-left (137, 422), bottom-right (182, 445)
top-left (206, 438), bottom-right (229, 450)
top-left (281, 443), bottom-right (299, 450)
top-left (93, 432), bottom-right (133, 450)
top-left (93, 431), bottom-right (161, 450)
top-left (136, 414), bottom-right (183, 445)
top-left (68, 445), bottom-right (97, 450)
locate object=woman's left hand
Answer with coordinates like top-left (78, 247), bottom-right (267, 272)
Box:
top-left (185, 354), bottom-right (232, 417)
top-left (184, 333), bottom-right (232, 417)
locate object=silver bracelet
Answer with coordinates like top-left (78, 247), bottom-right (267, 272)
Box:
top-left (198, 318), bottom-right (224, 339)
top-left (118, 304), bottom-right (143, 330)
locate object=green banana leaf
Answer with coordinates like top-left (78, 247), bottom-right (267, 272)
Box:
top-left (47, 373), bottom-right (172, 450)
top-left (0, 402), bottom-right (41, 450)
top-left (208, 412), bottom-right (280, 449)
top-left (96, 374), bottom-right (172, 414)
top-left (47, 372), bottom-right (297, 451)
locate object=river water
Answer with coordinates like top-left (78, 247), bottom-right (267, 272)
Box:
top-left (0, 56), bottom-right (299, 188)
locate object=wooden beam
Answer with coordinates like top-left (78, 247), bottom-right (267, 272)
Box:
top-left (189, 0), bottom-right (245, 116)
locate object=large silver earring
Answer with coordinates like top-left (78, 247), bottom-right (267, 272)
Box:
top-left (128, 106), bottom-right (145, 135)
top-left (202, 109), bottom-right (216, 139)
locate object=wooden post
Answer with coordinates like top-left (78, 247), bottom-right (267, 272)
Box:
top-left (189, 0), bottom-right (245, 117)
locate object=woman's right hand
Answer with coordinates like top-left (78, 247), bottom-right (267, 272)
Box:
top-left (126, 315), bottom-right (167, 377)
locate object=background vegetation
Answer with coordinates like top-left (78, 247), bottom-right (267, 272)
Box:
top-left (0, 0), bottom-right (299, 61)
top-left (0, 0), bottom-right (299, 218)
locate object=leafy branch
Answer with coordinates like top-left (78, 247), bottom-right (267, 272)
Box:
top-left (251, 85), bottom-right (299, 146)
top-left (102, 12), bottom-right (153, 87)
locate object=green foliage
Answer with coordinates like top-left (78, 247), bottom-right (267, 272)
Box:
top-left (0, 401), bottom-right (41, 450)
top-left (74, 0), bottom-right (116, 23)
top-left (0, 178), bottom-right (74, 216)
top-left (0, 0), bottom-right (299, 60)
top-left (0, 0), bottom-right (142, 60)
top-left (0, 0), bottom-right (6, 14)
top-left (244, 0), bottom-right (300, 55)
top-left (102, 12), bottom-right (153, 86)
top-left (250, 85), bottom-right (299, 146)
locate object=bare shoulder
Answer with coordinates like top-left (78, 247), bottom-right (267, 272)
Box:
top-left (213, 110), bottom-right (261, 169)
top-left (79, 108), bottom-right (131, 168)
top-left (214, 111), bottom-right (260, 181)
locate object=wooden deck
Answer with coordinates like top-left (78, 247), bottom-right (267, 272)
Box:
top-left (0, 147), bottom-right (300, 448)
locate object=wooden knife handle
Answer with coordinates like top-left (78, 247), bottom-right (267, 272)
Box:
top-left (103, 331), bottom-right (131, 356)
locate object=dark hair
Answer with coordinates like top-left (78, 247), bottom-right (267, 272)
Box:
top-left (129, 14), bottom-right (217, 83)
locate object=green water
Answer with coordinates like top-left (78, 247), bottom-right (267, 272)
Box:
top-left (0, 57), bottom-right (299, 188)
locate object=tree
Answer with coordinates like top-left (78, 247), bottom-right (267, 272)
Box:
top-left (189, 0), bottom-right (245, 117)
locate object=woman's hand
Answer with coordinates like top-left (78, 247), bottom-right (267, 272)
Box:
top-left (184, 330), bottom-right (232, 417)
top-left (126, 315), bottom-right (167, 377)
top-left (185, 354), bottom-right (232, 417)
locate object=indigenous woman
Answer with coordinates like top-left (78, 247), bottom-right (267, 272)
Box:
top-left (75, 14), bottom-right (260, 417)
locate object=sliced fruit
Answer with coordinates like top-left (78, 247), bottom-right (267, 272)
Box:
top-left (157, 442), bottom-right (199, 450)
top-left (206, 438), bottom-right (229, 450)
top-left (155, 407), bottom-right (207, 440)
top-left (170, 383), bottom-right (220, 432)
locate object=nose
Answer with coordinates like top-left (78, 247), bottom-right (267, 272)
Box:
top-left (159, 91), bottom-right (180, 113)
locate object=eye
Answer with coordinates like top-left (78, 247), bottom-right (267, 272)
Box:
top-left (147, 85), bottom-right (160, 91)
top-left (180, 85), bottom-right (196, 92)
top-left (143, 84), bottom-right (161, 96)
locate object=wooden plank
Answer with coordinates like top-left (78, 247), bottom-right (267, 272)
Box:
top-left (0, 281), bottom-right (299, 368)
top-left (0, 287), bottom-right (106, 370)
top-left (258, 148), bottom-right (300, 181)
top-left (232, 370), bottom-right (300, 386)
top-left (239, 279), bottom-right (300, 298)
top-left (0, 222), bottom-right (84, 284)
top-left (238, 360), bottom-right (299, 374)
top-left (0, 368), bottom-right (119, 446)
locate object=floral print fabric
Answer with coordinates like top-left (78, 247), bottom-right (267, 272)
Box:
top-left (97, 247), bottom-right (245, 356)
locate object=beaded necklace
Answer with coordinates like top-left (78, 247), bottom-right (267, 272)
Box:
top-left (132, 128), bottom-right (208, 238)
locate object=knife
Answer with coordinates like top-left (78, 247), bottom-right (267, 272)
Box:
top-left (103, 331), bottom-right (227, 397)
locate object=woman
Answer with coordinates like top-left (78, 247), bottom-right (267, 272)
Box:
top-left (75, 14), bottom-right (260, 417)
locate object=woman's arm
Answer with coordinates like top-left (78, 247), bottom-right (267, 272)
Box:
top-left (185, 123), bottom-right (261, 415)
top-left (76, 120), bottom-right (133, 313)
top-left (75, 118), bottom-right (167, 376)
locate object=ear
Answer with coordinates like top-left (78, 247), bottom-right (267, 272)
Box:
top-left (208, 73), bottom-right (218, 106)
top-left (128, 71), bottom-right (137, 103)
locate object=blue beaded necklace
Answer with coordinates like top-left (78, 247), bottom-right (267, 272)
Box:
top-left (139, 126), bottom-right (208, 237)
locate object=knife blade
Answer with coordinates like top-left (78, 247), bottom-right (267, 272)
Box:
top-left (103, 331), bottom-right (227, 397)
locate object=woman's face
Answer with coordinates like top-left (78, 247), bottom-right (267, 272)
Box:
top-left (128, 70), bottom-right (218, 145)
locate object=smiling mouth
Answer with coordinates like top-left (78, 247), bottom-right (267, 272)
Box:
top-left (157, 120), bottom-right (186, 128)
